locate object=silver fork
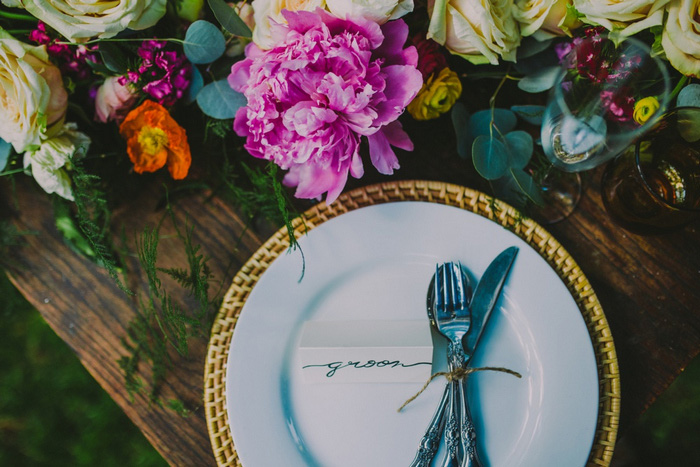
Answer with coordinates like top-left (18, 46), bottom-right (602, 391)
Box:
top-left (434, 262), bottom-right (472, 467)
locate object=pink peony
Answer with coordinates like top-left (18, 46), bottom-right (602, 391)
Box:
top-left (228, 9), bottom-right (423, 202)
top-left (94, 76), bottom-right (137, 123)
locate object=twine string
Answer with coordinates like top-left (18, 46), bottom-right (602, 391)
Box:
top-left (397, 366), bottom-right (522, 412)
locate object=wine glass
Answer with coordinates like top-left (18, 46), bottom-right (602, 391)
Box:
top-left (535, 32), bottom-right (671, 223)
top-left (601, 107), bottom-right (700, 234)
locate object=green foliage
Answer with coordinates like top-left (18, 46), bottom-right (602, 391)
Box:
top-left (183, 20), bottom-right (226, 64)
top-left (453, 97), bottom-right (545, 209)
top-left (71, 161), bottom-right (131, 294)
top-left (196, 79), bottom-right (247, 119)
top-left (208, 0), bottom-right (252, 38)
top-left (118, 202), bottom-right (219, 405)
top-left (0, 273), bottom-right (166, 467)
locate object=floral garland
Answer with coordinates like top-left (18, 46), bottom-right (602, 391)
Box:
top-left (0, 0), bottom-right (697, 207)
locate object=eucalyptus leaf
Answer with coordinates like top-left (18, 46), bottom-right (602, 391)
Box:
top-left (513, 42), bottom-right (558, 75)
top-left (208, 0), bottom-right (252, 38)
top-left (451, 102), bottom-right (471, 159)
top-left (511, 105), bottom-right (546, 126)
top-left (510, 168), bottom-right (544, 206)
top-left (186, 65), bottom-right (204, 104)
top-left (677, 83), bottom-right (700, 109)
top-left (0, 138), bottom-right (11, 172)
top-left (99, 41), bottom-right (128, 74)
top-left (184, 20), bottom-right (226, 65)
top-left (472, 135), bottom-right (508, 180)
top-left (504, 131), bottom-right (534, 169)
top-left (517, 66), bottom-right (561, 93)
top-left (469, 108), bottom-right (517, 138)
top-left (516, 37), bottom-right (553, 60)
top-left (196, 79), bottom-right (246, 119)
top-left (491, 175), bottom-right (527, 208)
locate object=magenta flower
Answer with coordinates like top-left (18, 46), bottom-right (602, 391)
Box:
top-left (29, 21), bottom-right (98, 81)
top-left (120, 40), bottom-right (191, 107)
top-left (228, 9), bottom-right (423, 202)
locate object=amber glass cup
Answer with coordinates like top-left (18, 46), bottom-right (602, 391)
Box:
top-left (601, 107), bottom-right (700, 234)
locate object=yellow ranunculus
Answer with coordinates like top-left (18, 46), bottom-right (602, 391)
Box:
top-left (633, 97), bottom-right (660, 125)
top-left (407, 67), bottom-right (462, 121)
top-left (1, 0), bottom-right (167, 41)
top-left (0, 29), bottom-right (67, 153)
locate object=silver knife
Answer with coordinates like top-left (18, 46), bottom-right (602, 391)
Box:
top-left (457, 246), bottom-right (519, 467)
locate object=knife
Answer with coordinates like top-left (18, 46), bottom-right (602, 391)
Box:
top-left (457, 246), bottom-right (519, 467)
top-left (463, 246), bottom-right (519, 356)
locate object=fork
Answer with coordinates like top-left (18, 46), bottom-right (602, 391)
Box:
top-left (434, 262), bottom-right (472, 467)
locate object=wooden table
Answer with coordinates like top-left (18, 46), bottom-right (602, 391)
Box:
top-left (2, 114), bottom-right (700, 466)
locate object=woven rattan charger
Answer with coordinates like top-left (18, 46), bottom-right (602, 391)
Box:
top-left (204, 180), bottom-right (620, 467)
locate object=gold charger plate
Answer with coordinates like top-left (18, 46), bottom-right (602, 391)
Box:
top-left (203, 180), bottom-right (620, 466)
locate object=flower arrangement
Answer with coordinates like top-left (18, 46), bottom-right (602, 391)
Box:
top-left (0, 0), bottom-right (698, 402)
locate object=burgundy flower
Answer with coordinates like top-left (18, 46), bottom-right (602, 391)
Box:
top-left (412, 34), bottom-right (448, 81)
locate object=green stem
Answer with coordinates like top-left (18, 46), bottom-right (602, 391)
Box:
top-left (5, 29), bottom-right (32, 36)
top-left (58, 37), bottom-right (184, 46)
top-left (0, 10), bottom-right (37, 22)
top-left (669, 75), bottom-right (689, 101)
top-left (0, 169), bottom-right (25, 177)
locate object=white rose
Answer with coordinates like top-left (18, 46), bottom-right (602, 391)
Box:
top-left (1, 0), bottom-right (167, 41)
top-left (513, 0), bottom-right (581, 39)
top-left (574, 0), bottom-right (671, 37)
top-left (326, 0), bottom-right (414, 24)
top-left (23, 122), bottom-right (90, 200)
top-left (0, 29), bottom-right (68, 153)
top-left (252, 0), bottom-right (326, 49)
top-left (428, 0), bottom-right (521, 65)
top-left (662, 0), bottom-right (700, 77)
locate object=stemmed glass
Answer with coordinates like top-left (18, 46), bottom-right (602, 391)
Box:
top-left (535, 32), bottom-right (671, 223)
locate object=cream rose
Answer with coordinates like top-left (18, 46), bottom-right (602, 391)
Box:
top-left (513, 0), bottom-right (581, 38)
top-left (0, 29), bottom-right (68, 153)
top-left (574, 0), bottom-right (671, 37)
top-left (428, 0), bottom-right (521, 65)
top-left (1, 0), bottom-right (167, 41)
top-left (252, 0), bottom-right (326, 49)
top-left (662, 0), bottom-right (700, 77)
top-left (23, 122), bottom-right (90, 200)
top-left (326, 0), bottom-right (414, 24)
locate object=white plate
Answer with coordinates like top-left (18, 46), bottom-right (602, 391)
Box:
top-left (226, 202), bottom-right (598, 467)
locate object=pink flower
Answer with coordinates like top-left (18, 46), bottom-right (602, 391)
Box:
top-left (228, 9), bottom-right (423, 202)
top-left (94, 76), bottom-right (137, 123)
top-left (29, 21), bottom-right (98, 81)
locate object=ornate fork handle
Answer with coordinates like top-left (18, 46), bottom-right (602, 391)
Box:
top-left (457, 378), bottom-right (482, 467)
top-left (450, 340), bottom-right (482, 467)
top-left (409, 384), bottom-right (449, 467)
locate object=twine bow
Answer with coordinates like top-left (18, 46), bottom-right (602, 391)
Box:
top-left (397, 366), bottom-right (522, 412)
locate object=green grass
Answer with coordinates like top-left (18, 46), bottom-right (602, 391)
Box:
top-left (0, 273), bottom-right (166, 467)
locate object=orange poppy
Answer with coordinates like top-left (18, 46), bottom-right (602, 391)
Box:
top-left (119, 100), bottom-right (191, 180)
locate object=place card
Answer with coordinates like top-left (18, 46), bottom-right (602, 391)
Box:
top-left (298, 320), bottom-right (433, 383)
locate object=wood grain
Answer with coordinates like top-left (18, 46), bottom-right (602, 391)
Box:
top-left (2, 110), bottom-right (699, 465)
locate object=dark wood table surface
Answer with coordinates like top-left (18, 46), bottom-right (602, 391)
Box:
top-left (2, 113), bottom-right (700, 466)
